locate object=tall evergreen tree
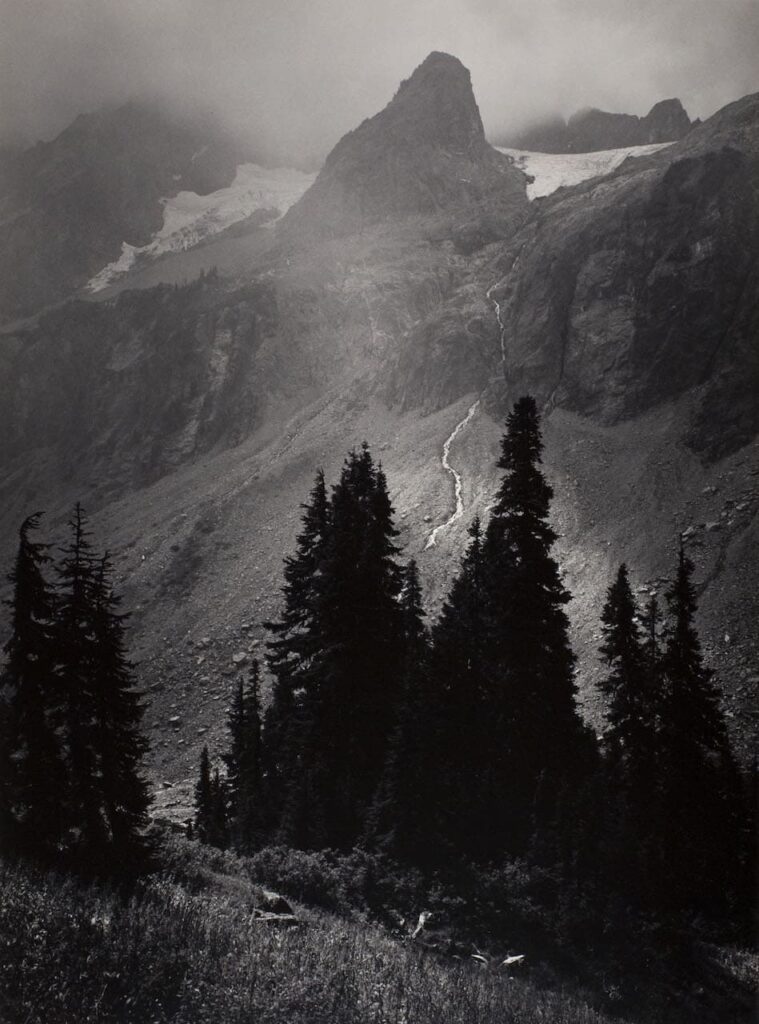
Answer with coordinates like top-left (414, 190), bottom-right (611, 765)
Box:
top-left (194, 744), bottom-right (214, 844)
top-left (0, 513), bottom-right (65, 856)
top-left (365, 558), bottom-right (434, 861)
top-left (598, 565), bottom-right (657, 777)
top-left (2, 508), bottom-right (150, 869)
top-left (193, 750), bottom-right (228, 848)
top-left (210, 767), bottom-right (229, 850)
top-left (481, 396), bottom-right (588, 856)
top-left (302, 447), bottom-right (405, 847)
top-left (596, 565), bottom-right (660, 895)
top-left (657, 543), bottom-right (743, 916)
top-left (425, 517), bottom-right (493, 859)
top-left (55, 503), bottom-right (106, 854)
top-left (267, 446), bottom-right (406, 849)
top-left (264, 470), bottom-right (330, 824)
top-left (223, 660), bottom-right (264, 852)
top-left (88, 553), bottom-right (151, 865)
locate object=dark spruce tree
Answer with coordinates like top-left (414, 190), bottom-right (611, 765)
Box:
top-left (266, 446), bottom-right (406, 849)
top-left (598, 565), bottom-right (658, 780)
top-left (364, 558), bottom-right (435, 862)
top-left (88, 553), bottom-right (151, 866)
top-left (302, 448), bottom-right (405, 848)
top-left (55, 504), bottom-right (107, 855)
top-left (596, 564), bottom-right (660, 896)
top-left (657, 543), bottom-right (744, 918)
top-left (1, 508), bottom-right (150, 871)
top-left (55, 507), bottom-right (151, 869)
top-left (424, 517), bottom-right (493, 860)
top-left (210, 767), bottom-right (229, 850)
top-left (0, 513), bottom-right (66, 857)
top-left (264, 469), bottom-right (330, 833)
top-left (194, 744), bottom-right (214, 845)
top-left (223, 660), bottom-right (264, 852)
top-left (481, 396), bottom-right (588, 859)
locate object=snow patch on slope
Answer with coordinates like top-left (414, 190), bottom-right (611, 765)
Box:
top-left (87, 163), bottom-right (315, 292)
top-left (496, 143), bottom-right (672, 200)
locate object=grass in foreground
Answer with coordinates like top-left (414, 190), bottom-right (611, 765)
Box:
top-left (0, 843), bottom-right (616, 1024)
top-left (1, 835), bottom-right (756, 1024)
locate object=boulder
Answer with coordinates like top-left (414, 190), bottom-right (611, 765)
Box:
top-left (260, 889), bottom-right (294, 915)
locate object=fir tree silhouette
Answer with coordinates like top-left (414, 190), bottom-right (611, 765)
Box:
top-left (0, 513), bottom-right (65, 856)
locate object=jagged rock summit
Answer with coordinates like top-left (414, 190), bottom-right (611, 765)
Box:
top-left (281, 52), bottom-right (526, 237)
top-left (505, 97), bottom-right (693, 153)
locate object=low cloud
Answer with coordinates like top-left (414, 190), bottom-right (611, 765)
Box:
top-left (2, 0), bottom-right (758, 164)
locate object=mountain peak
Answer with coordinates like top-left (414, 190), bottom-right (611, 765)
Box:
top-left (282, 53), bottom-right (524, 238)
top-left (380, 51), bottom-right (485, 153)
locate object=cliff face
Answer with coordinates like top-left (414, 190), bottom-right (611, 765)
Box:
top-left (485, 97), bottom-right (759, 460)
top-left (281, 52), bottom-right (527, 238)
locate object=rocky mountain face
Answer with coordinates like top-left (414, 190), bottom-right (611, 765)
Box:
top-left (1, 56), bottom-right (757, 789)
top-left (0, 103), bottom-right (246, 320)
top-left (485, 96), bottom-right (759, 459)
top-left (504, 98), bottom-right (693, 153)
top-left (281, 52), bottom-right (527, 239)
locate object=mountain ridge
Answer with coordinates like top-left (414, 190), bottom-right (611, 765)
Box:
top-left (500, 97), bottom-right (694, 152)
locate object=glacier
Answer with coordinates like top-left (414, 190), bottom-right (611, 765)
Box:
top-left (496, 143), bottom-right (672, 200)
top-left (87, 164), bottom-right (315, 292)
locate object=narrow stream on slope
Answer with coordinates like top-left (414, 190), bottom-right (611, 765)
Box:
top-left (423, 259), bottom-right (519, 550)
top-left (424, 398), bottom-right (481, 549)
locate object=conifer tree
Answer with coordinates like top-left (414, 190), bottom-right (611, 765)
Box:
top-left (596, 565), bottom-right (660, 894)
top-left (481, 396), bottom-right (587, 856)
top-left (210, 768), bottom-right (229, 849)
top-left (657, 543), bottom-right (743, 916)
top-left (223, 660), bottom-right (264, 852)
top-left (267, 447), bottom-right (406, 849)
top-left (641, 594), bottom-right (662, 681)
top-left (264, 470), bottom-right (329, 817)
top-left (365, 559), bottom-right (433, 861)
top-left (89, 553), bottom-right (150, 864)
top-left (425, 517), bottom-right (493, 858)
top-left (0, 513), bottom-right (65, 856)
top-left (194, 745), bottom-right (214, 844)
top-left (55, 504), bottom-right (106, 853)
top-left (301, 446), bottom-right (405, 847)
top-left (598, 565), bottom-right (657, 776)
top-left (2, 508), bottom-right (150, 869)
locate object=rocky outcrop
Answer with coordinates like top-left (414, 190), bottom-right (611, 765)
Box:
top-left (502, 98), bottom-right (693, 153)
top-left (281, 52), bottom-right (527, 238)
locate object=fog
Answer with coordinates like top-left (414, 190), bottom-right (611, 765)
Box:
top-left (2, 0), bottom-right (758, 165)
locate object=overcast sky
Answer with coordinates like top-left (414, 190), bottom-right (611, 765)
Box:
top-left (2, 0), bottom-right (758, 164)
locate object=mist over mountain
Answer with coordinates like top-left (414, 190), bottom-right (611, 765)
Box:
top-left (499, 98), bottom-right (695, 153)
top-left (3, 0), bottom-right (758, 168)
